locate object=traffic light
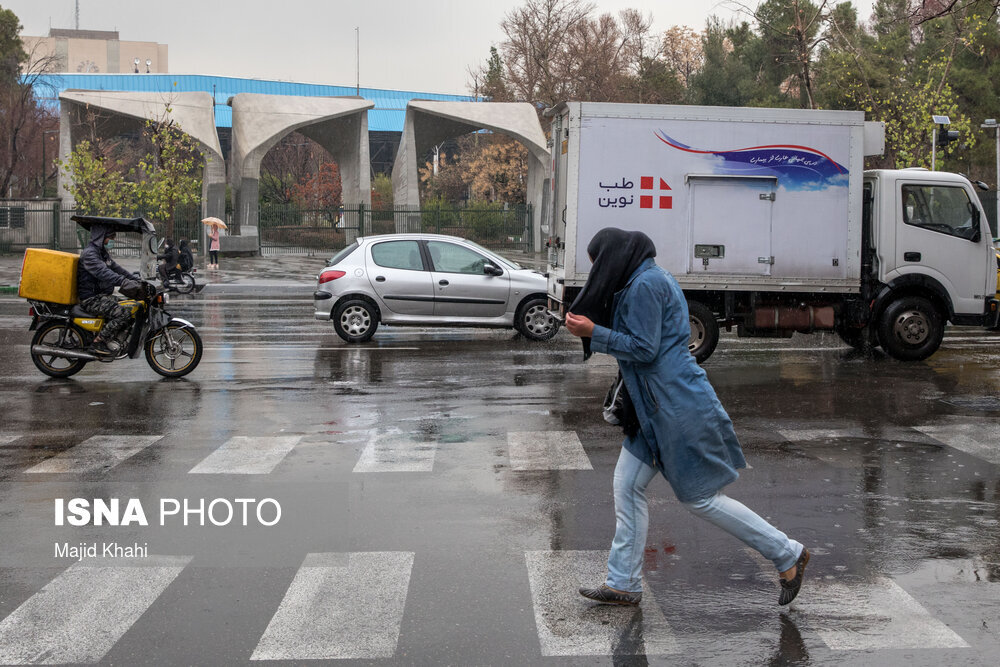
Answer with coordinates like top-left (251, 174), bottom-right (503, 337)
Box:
top-left (937, 124), bottom-right (959, 148)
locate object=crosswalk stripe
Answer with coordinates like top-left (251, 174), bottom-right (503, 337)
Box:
top-left (0, 556), bottom-right (190, 665)
top-left (524, 550), bottom-right (677, 657)
top-left (353, 430), bottom-right (436, 473)
top-left (806, 577), bottom-right (970, 650)
top-left (745, 550), bottom-right (969, 650)
top-left (188, 436), bottom-right (303, 474)
top-left (25, 435), bottom-right (163, 474)
top-left (250, 552), bottom-right (414, 661)
top-left (778, 428), bottom-right (852, 442)
top-left (508, 431), bottom-right (592, 471)
top-left (914, 421), bottom-right (1000, 465)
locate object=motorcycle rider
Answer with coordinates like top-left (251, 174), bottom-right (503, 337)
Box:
top-left (157, 238), bottom-right (180, 286)
top-left (77, 223), bottom-right (139, 355)
top-left (178, 239), bottom-right (194, 273)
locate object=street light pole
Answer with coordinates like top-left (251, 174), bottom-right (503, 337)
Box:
top-left (982, 118), bottom-right (999, 238)
top-left (40, 130), bottom-right (58, 198)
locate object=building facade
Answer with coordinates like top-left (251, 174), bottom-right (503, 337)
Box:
top-left (22, 29), bottom-right (167, 74)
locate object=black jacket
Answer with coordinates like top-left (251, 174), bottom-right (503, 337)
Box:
top-left (77, 224), bottom-right (133, 301)
top-left (157, 245), bottom-right (180, 268)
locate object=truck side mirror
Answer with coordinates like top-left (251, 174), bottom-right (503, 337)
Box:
top-left (968, 203), bottom-right (982, 242)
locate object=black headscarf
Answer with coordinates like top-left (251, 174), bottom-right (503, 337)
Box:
top-left (568, 228), bottom-right (656, 360)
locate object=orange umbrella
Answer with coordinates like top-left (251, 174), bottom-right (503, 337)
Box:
top-left (201, 217), bottom-right (228, 229)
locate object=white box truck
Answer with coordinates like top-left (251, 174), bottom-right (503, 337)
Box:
top-left (544, 102), bottom-right (999, 362)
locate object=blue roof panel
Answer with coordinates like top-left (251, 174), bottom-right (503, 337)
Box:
top-left (32, 73), bottom-right (474, 131)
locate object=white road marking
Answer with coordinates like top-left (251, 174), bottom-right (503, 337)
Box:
top-left (525, 550), bottom-right (676, 657)
top-left (201, 346), bottom-right (420, 351)
top-left (353, 430), bottom-right (436, 473)
top-left (805, 578), bottom-right (970, 650)
top-left (188, 436), bottom-right (302, 474)
top-left (251, 552), bottom-right (414, 661)
top-left (778, 428), bottom-right (853, 442)
top-left (746, 551), bottom-right (969, 650)
top-left (25, 435), bottom-right (162, 474)
top-left (0, 556), bottom-right (190, 665)
top-left (914, 421), bottom-right (1000, 465)
top-left (508, 431), bottom-right (592, 471)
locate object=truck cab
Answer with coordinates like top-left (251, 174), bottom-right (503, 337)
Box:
top-left (864, 169), bottom-right (998, 357)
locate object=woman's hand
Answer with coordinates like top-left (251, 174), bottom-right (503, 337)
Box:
top-left (565, 312), bottom-right (595, 338)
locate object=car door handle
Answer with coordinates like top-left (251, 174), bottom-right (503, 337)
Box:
top-left (375, 276), bottom-right (386, 282)
top-left (438, 279), bottom-right (449, 286)
top-left (903, 252), bottom-right (921, 262)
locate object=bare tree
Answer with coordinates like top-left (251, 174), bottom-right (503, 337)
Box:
top-left (0, 41), bottom-right (60, 197)
top-left (499, 0), bottom-right (595, 107)
top-left (661, 26), bottom-right (704, 88)
top-left (259, 133), bottom-right (331, 205)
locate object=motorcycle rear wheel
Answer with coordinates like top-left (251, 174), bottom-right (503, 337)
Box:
top-left (145, 323), bottom-right (202, 378)
top-left (171, 272), bottom-right (196, 294)
top-left (31, 321), bottom-right (88, 378)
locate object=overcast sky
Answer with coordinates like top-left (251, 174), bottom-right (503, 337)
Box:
top-left (11, 1), bottom-right (877, 95)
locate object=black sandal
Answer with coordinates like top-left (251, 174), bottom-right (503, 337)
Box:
top-left (778, 548), bottom-right (810, 606)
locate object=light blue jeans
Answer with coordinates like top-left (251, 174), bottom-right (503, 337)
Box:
top-left (606, 447), bottom-right (803, 593)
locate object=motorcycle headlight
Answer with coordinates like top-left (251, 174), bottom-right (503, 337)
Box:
top-left (159, 293), bottom-right (169, 305)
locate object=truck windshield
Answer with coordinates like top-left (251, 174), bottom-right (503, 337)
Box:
top-left (901, 184), bottom-right (979, 241)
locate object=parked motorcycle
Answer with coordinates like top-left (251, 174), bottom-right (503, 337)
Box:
top-left (25, 215), bottom-right (203, 379)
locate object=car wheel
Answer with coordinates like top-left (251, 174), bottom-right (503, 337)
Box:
top-left (877, 295), bottom-right (943, 361)
top-left (687, 300), bottom-right (719, 364)
top-left (515, 297), bottom-right (559, 341)
top-left (334, 298), bottom-right (379, 343)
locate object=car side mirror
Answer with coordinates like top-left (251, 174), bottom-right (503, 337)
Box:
top-left (484, 264), bottom-right (503, 277)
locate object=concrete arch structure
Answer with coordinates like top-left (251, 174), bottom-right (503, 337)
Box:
top-left (229, 94), bottom-right (374, 239)
top-left (57, 90), bottom-right (225, 222)
top-left (391, 101), bottom-right (550, 249)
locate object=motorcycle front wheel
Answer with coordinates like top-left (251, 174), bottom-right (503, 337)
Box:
top-left (144, 323), bottom-right (203, 378)
top-left (31, 321), bottom-right (89, 378)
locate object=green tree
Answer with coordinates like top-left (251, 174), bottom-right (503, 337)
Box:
top-left (135, 118), bottom-right (204, 238)
top-left (0, 5), bottom-right (26, 84)
top-left (57, 139), bottom-right (137, 216)
top-left (690, 18), bottom-right (769, 106)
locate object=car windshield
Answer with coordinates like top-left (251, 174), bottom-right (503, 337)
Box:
top-left (462, 240), bottom-right (522, 270)
top-left (328, 242), bottom-right (359, 266)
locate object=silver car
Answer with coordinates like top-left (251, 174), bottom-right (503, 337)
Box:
top-left (313, 234), bottom-right (559, 343)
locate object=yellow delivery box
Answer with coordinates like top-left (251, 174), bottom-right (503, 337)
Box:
top-left (18, 248), bottom-right (79, 304)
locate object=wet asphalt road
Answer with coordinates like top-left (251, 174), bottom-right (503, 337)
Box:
top-left (0, 293), bottom-right (999, 665)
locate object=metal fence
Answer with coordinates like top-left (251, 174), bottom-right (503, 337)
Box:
top-left (257, 202), bottom-right (533, 255)
top-left (0, 201), bottom-right (204, 257)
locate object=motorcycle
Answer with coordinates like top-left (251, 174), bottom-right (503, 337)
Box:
top-left (25, 215), bottom-right (204, 379)
top-left (162, 266), bottom-right (197, 294)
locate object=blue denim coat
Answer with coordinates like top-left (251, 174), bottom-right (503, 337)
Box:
top-left (590, 258), bottom-right (746, 502)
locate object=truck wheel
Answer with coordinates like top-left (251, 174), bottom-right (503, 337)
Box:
top-left (836, 325), bottom-right (873, 351)
top-left (334, 298), bottom-right (379, 343)
top-left (687, 301), bottom-right (719, 364)
top-left (877, 296), bottom-right (944, 361)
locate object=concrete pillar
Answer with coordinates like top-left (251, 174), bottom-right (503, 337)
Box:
top-left (229, 94), bottom-right (374, 242)
top-left (392, 102), bottom-right (550, 244)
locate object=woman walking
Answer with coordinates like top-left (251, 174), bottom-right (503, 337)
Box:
top-left (564, 228), bottom-right (809, 607)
